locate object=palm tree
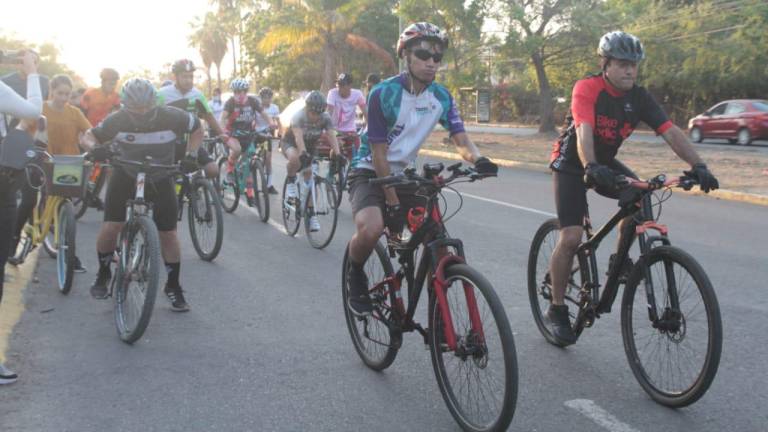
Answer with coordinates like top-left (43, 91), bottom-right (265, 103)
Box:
top-left (257, 0), bottom-right (396, 91)
top-left (189, 12), bottom-right (229, 93)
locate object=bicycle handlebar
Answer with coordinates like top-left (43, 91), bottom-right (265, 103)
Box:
top-left (620, 174), bottom-right (699, 191)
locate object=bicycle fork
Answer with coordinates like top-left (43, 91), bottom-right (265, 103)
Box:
top-left (432, 254), bottom-right (486, 352)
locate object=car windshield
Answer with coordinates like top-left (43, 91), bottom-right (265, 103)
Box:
top-left (752, 101), bottom-right (768, 112)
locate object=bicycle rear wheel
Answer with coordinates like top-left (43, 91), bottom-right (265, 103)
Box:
top-left (342, 242), bottom-right (401, 371)
top-left (305, 178), bottom-right (338, 249)
top-left (114, 215), bottom-right (162, 344)
top-left (621, 245), bottom-right (722, 407)
top-left (217, 158), bottom-right (239, 213)
top-left (250, 159), bottom-right (270, 222)
top-left (527, 218), bottom-right (590, 346)
top-left (429, 263), bottom-right (518, 432)
top-left (56, 200), bottom-right (76, 294)
top-left (188, 178), bottom-right (224, 261)
top-left (281, 177), bottom-right (301, 236)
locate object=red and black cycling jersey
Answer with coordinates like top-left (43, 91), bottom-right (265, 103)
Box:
top-left (550, 73), bottom-right (673, 174)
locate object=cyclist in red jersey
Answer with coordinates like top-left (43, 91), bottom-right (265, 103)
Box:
top-left (80, 68), bottom-right (120, 126)
top-left (545, 31), bottom-right (720, 345)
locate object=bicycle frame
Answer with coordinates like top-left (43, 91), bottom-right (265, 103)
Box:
top-left (19, 194), bottom-right (65, 257)
top-left (372, 174), bottom-right (485, 352)
top-left (574, 191), bottom-right (673, 330)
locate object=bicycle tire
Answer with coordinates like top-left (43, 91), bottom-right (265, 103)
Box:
top-left (429, 263), bottom-right (518, 432)
top-left (305, 177), bottom-right (338, 249)
top-left (217, 158), bottom-right (239, 213)
top-left (621, 245), bottom-right (722, 407)
top-left (527, 218), bottom-right (590, 347)
top-left (188, 178), bottom-right (224, 261)
top-left (56, 200), bottom-right (76, 294)
top-left (281, 177), bottom-right (301, 237)
top-left (341, 242), bottom-right (401, 371)
top-left (114, 215), bottom-right (162, 344)
top-left (250, 159), bottom-right (270, 222)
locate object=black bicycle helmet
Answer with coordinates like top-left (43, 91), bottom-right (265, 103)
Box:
top-left (172, 59), bottom-right (196, 75)
top-left (304, 90), bottom-right (326, 114)
top-left (597, 31), bottom-right (645, 63)
top-left (121, 78), bottom-right (157, 109)
top-left (258, 87), bottom-right (274, 99)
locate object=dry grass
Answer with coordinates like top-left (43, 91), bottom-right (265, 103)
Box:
top-left (424, 131), bottom-right (768, 196)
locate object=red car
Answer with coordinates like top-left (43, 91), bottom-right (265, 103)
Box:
top-left (688, 99), bottom-right (768, 145)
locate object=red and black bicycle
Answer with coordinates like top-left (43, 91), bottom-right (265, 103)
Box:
top-left (342, 162), bottom-right (518, 432)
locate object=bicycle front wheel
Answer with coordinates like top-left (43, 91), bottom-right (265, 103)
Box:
top-left (114, 215), bottom-right (162, 344)
top-left (188, 178), bottom-right (224, 261)
top-left (250, 159), bottom-right (270, 222)
top-left (621, 245), bottom-right (722, 407)
top-left (527, 218), bottom-right (590, 346)
top-left (429, 263), bottom-right (518, 432)
top-left (342, 242), bottom-right (401, 371)
top-left (305, 178), bottom-right (338, 249)
top-left (217, 158), bottom-right (239, 213)
top-left (56, 200), bottom-right (76, 294)
top-left (281, 177), bottom-right (301, 237)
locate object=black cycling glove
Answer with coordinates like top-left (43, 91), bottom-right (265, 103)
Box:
top-left (684, 163), bottom-right (719, 193)
top-left (180, 154), bottom-right (199, 174)
top-left (384, 203), bottom-right (405, 234)
top-left (474, 156), bottom-right (498, 176)
top-left (584, 163), bottom-right (617, 190)
top-left (88, 145), bottom-right (112, 162)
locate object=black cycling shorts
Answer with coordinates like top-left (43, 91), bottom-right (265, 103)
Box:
top-left (104, 168), bottom-right (178, 231)
top-left (348, 168), bottom-right (427, 216)
top-left (553, 159), bottom-right (636, 228)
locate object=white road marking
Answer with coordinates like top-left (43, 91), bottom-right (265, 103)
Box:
top-left (564, 399), bottom-right (641, 432)
top-left (461, 192), bottom-right (557, 217)
top-left (242, 203), bottom-right (290, 236)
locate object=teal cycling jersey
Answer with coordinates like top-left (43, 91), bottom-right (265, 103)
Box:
top-left (353, 73), bottom-right (465, 173)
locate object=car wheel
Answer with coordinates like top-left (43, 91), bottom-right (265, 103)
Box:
top-left (690, 127), bottom-right (703, 143)
top-left (736, 128), bottom-right (752, 146)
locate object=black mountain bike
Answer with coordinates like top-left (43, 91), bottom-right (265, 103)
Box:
top-left (528, 173), bottom-right (722, 407)
top-left (342, 162), bottom-right (517, 432)
top-left (175, 166), bottom-right (224, 261)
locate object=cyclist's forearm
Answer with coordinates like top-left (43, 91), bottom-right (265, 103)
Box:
top-left (187, 127), bottom-right (204, 152)
top-left (205, 112), bottom-right (224, 137)
top-left (81, 130), bottom-right (99, 151)
top-left (372, 142), bottom-right (397, 204)
top-left (577, 123), bottom-right (597, 166)
top-left (293, 128), bottom-right (307, 153)
top-left (662, 125), bottom-right (703, 167)
top-left (329, 131), bottom-right (341, 154)
top-left (451, 132), bottom-right (481, 163)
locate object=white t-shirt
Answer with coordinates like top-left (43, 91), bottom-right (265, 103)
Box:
top-left (326, 88), bottom-right (365, 133)
top-left (255, 102), bottom-right (279, 130)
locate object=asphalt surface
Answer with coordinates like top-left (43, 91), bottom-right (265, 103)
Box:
top-left (1, 156), bottom-right (767, 432)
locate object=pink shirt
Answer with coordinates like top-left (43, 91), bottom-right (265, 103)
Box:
top-left (326, 88), bottom-right (365, 132)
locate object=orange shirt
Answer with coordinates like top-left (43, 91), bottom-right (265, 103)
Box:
top-left (81, 87), bottom-right (120, 126)
top-left (43, 102), bottom-right (91, 155)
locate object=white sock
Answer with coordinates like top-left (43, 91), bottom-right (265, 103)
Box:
top-left (267, 174), bottom-right (273, 186)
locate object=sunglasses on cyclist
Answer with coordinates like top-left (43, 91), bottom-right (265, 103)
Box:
top-left (411, 49), bottom-right (444, 63)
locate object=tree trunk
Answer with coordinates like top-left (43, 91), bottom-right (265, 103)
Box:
top-left (531, 51), bottom-right (556, 133)
top-left (206, 66), bottom-right (212, 96)
top-left (321, 41), bottom-right (335, 93)
top-left (231, 37), bottom-right (238, 77)
top-left (216, 62), bottom-right (222, 92)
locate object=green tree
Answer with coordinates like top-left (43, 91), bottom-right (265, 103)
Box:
top-left (256, 0), bottom-right (396, 92)
top-left (498, 0), bottom-right (610, 132)
top-left (189, 12), bottom-right (230, 94)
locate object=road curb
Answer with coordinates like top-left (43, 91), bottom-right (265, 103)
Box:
top-left (418, 148), bottom-right (768, 207)
top-left (0, 250), bottom-right (38, 362)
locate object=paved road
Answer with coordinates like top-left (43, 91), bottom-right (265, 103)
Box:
top-left (2, 156), bottom-right (767, 431)
top-left (464, 124), bottom-right (768, 152)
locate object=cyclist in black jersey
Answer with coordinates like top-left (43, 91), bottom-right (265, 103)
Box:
top-left (545, 31), bottom-right (720, 345)
top-left (81, 78), bottom-right (203, 312)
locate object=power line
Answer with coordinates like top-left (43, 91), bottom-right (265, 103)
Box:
top-left (653, 24), bottom-right (747, 42)
top-left (630, 0), bottom-right (756, 33)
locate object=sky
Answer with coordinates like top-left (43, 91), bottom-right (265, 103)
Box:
top-left (2, 0), bottom-right (223, 85)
